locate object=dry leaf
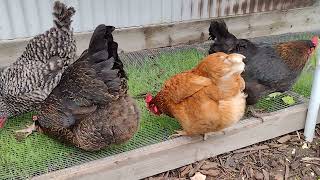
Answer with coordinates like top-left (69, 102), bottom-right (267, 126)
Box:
top-left (254, 171), bottom-right (264, 180)
top-left (190, 172), bottom-right (206, 180)
top-left (302, 142), bottom-right (309, 149)
top-left (180, 165), bottom-right (192, 177)
top-left (200, 169), bottom-right (220, 177)
top-left (273, 173), bottom-right (284, 180)
top-left (201, 161), bottom-right (219, 170)
top-left (262, 169), bottom-right (270, 180)
top-left (277, 135), bottom-right (291, 144)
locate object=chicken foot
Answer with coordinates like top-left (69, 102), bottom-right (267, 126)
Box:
top-left (247, 106), bottom-right (272, 122)
top-left (15, 123), bottom-right (37, 139)
top-left (168, 130), bottom-right (188, 139)
top-left (15, 115), bottom-right (41, 140)
top-left (203, 131), bottom-right (222, 141)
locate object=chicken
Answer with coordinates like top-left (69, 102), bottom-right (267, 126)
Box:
top-left (146, 52), bottom-right (247, 139)
top-left (28, 24), bottom-right (140, 151)
top-left (208, 20), bottom-right (258, 59)
top-left (208, 20), bottom-right (318, 117)
top-left (0, 1), bottom-right (76, 129)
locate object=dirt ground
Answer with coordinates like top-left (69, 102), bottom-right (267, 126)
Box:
top-left (145, 125), bottom-right (320, 180)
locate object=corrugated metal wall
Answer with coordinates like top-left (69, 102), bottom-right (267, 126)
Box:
top-left (0, 0), bottom-right (315, 40)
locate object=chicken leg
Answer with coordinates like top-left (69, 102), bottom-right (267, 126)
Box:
top-left (203, 131), bottom-right (222, 141)
top-left (168, 130), bottom-right (188, 139)
top-left (15, 123), bottom-right (37, 139)
top-left (15, 115), bottom-right (41, 140)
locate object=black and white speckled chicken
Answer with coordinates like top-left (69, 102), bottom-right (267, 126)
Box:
top-left (0, 1), bottom-right (76, 129)
top-left (31, 24), bottom-right (139, 151)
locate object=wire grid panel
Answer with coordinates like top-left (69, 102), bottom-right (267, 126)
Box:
top-left (254, 91), bottom-right (307, 112)
top-left (0, 113), bottom-right (180, 180)
top-left (0, 31), bottom-right (318, 179)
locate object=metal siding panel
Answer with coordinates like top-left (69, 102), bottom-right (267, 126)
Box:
top-left (0, 0), bottom-right (317, 40)
top-left (128, 0), bottom-right (138, 26)
top-left (140, 0), bottom-right (153, 25)
top-left (162, 0), bottom-right (172, 23)
top-left (117, 0), bottom-right (129, 27)
top-left (226, 0), bottom-right (236, 16)
top-left (22, 0), bottom-right (41, 37)
top-left (240, 0), bottom-right (250, 14)
top-left (234, 0), bottom-right (243, 15)
top-left (209, 0), bottom-right (217, 18)
top-left (190, 0), bottom-right (200, 20)
top-left (150, 0), bottom-right (162, 24)
top-left (219, 0), bottom-right (227, 16)
top-left (37, 0), bottom-right (53, 33)
top-left (181, 0), bottom-right (192, 21)
top-left (200, 0), bottom-right (209, 19)
top-left (0, 0), bottom-right (13, 39)
top-left (79, 0), bottom-right (94, 31)
top-left (105, 0), bottom-right (118, 27)
top-left (172, 0), bottom-right (182, 22)
top-left (92, 0), bottom-right (106, 27)
top-left (7, 0), bottom-right (27, 38)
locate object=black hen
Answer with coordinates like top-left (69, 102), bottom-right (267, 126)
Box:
top-left (208, 20), bottom-right (258, 59)
top-left (33, 24), bottom-right (139, 151)
top-left (208, 20), bottom-right (318, 107)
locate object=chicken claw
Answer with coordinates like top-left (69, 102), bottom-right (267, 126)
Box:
top-left (168, 130), bottom-right (188, 139)
top-left (203, 132), bottom-right (221, 141)
top-left (15, 123), bottom-right (38, 140)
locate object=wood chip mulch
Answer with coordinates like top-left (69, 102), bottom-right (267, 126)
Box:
top-left (145, 125), bottom-right (320, 180)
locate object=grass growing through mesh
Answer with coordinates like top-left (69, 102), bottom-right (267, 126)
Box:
top-left (255, 53), bottom-right (316, 111)
top-left (292, 53), bottom-right (316, 98)
top-left (126, 49), bottom-right (205, 132)
top-left (0, 49), bottom-right (203, 179)
top-left (0, 47), bottom-right (315, 179)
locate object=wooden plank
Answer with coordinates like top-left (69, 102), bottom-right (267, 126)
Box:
top-left (0, 4), bottom-right (319, 67)
top-left (33, 103), bottom-right (315, 180)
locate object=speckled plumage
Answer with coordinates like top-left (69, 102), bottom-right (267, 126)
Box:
top-left (0, 1), bottom-right (76, 117)
top-left (36, 24), bottom-right (140, 151)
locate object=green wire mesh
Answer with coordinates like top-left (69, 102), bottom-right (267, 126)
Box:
top-left (0, 31), bottom-right (319, 179)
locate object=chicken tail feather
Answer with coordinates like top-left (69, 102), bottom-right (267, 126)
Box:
top-left (52, 1), bottom-right (76, 31)
top-left (87, 24), bottom-right (127, 95)
top-left (208, 20), bottom-right (234, 41)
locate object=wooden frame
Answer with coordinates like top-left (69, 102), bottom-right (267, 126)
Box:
top-left (33, 103), bottom-right (316, 180)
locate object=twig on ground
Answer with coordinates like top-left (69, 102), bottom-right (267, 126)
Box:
top-left (234, 145), bottom-right (269, 154)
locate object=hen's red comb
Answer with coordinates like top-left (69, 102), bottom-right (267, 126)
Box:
top-left (312, 36), bottom-right (318, 46)
top-left (145, 93), bottom-right (153, 103)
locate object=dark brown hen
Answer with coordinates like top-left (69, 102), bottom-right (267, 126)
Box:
top-left (34, 24), bottom-right (140, 151)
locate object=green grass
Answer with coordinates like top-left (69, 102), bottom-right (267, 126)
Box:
top-left (0, 49), bottom-right (204, 179)
top-left (0, 47), bottom-right (315, 179)
top-left (292, 53), bottom-right (317, 97)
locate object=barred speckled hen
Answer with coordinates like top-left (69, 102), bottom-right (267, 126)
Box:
top-left (33, 24), bottom-right (140, 151)
top-left (0, 1), bottom-right (76, 129)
